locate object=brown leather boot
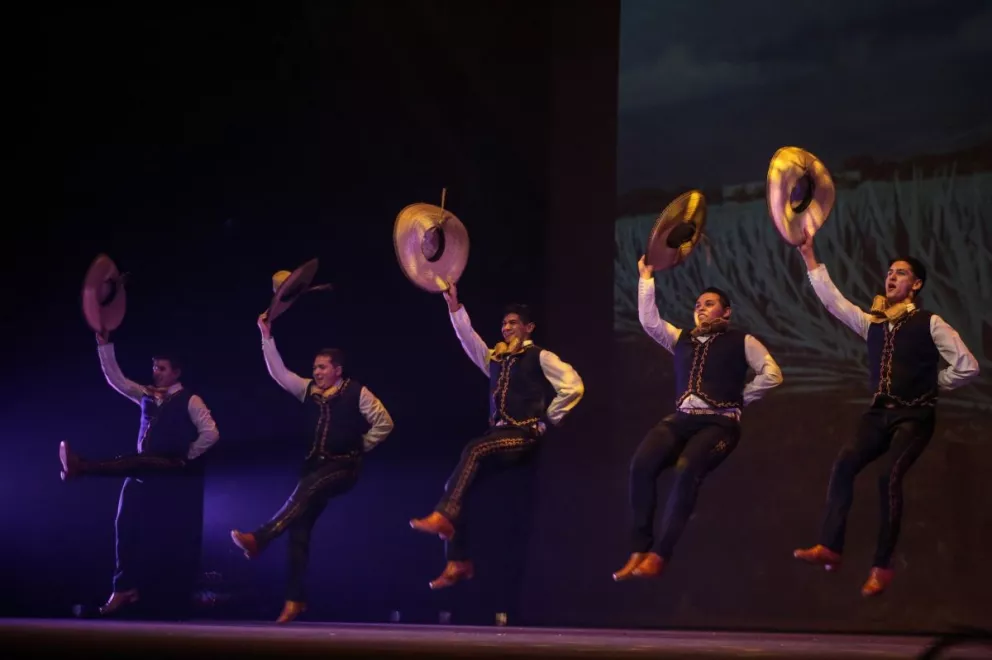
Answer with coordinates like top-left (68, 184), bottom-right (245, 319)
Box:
top-left (230, 530), bottom-right (260, 558)
top-left (276, 600), bottom-right (307, 624)
top-left (409, 512), bottom-right (455, 541)
top-left (429, 560), bottom-right (475, 590)
top-left (631, 552), bottom-right (665, 578)
top-left (98, 588), bottom-right (139, 615)
top-left (612, 552), bottom-right (647, 581)
top-left (860, 567), bottom-right (894, 597)
top-left (60, 440), bottom-right (81, 481)
top-left (793, 544), bottom-right (842, 571)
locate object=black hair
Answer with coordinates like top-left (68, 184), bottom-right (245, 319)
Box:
top-left (890, 257), bottom-right (927, 293)
top-left (700, 287), bottom-right (731, 308)
top-left (502, 304), bottom-right (535, 326)
top-left (315, 347), bottom-right (347, 375)
top-left (151, 353), bottom-right (183, 372)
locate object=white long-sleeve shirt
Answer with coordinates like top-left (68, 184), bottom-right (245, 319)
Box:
top-left (448, 305), bottom-right (584, 427)
top-left (807, 264), bottom-right (979, 390)
top-left (97, 343), bottom-right (220, 459)
top-left (261, 337), bottom-right (394, 452)
top-left (637, 277), bottom-right (783, 414)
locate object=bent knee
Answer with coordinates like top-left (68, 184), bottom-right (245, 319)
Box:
top-left (629, 452), bottom-right (662, 479)
top-left (833, 447), bottom-right (864, 471)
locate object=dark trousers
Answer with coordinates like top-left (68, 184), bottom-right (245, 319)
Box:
top-left (84, 452), bottom-right (188, 478)
top-left (113, 473), bottom-right (205, 618)
top-left (629, 412), bottom-right (741, 559)
top-left (252, 454), bottom-right (360, 603)
top-left (818, 406), bottom-right (936, 567)
top-left (435, 426), bottom-right (539, 561)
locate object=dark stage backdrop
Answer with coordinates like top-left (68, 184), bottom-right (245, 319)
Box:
top-left (5, 0), bottom-right (991, 636)
top-left (7, 0), bottom-right (564, 626)
top-left (590, 0), bottom-right (990, 633)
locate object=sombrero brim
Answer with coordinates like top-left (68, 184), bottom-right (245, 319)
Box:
top-left (646, 191), bottom-right (707, 271)
top-left (81, 254), bottom-right (126, 333)
top-left (766, 146), bottom-right (836, 246)
top-left (267, 258), bottom-right (320, 322)
top-left (393, 202), bottom-right (469, 293)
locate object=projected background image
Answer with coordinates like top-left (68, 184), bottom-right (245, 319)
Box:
top-left (611, 0), bottom-right (991, 630)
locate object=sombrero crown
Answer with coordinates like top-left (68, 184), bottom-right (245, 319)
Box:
top-left (645, 190), bottom-right (707, 271)
top-left (766, 146), bottom-right (836, 245)
top-left (393, 202), bottom-right (469, 292)
top-left (81, 254), bottom-right (127, 333)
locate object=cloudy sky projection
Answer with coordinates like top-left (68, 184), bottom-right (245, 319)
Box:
top-left (614, 0), bottom-right (991, 413)
top-left (617, 0), bottom-right (992, 193)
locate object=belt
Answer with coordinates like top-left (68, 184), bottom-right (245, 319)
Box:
top-left (678, 407), bottom-right (740, 421)
top-left (871, 395), bottom-right (936, 411)
top-left (492, 419), bottom-right (544, 433)
top-left (312, 450), bottom-right (361, 461)
top-left (493, 420), bottom-right (537, 428)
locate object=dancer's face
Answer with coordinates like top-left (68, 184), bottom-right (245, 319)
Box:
top-left (312, 355), bottom-right (343, 390)
top-left (884, 260), bottom-right (922, 304)
top-left (693, 292), bottom-right (730, 327)
top-left (501, 313), bottom-right (535, 344)
top-left (151, 359), bottom-right (181, 389)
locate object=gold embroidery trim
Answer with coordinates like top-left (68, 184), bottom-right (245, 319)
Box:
top-left (490, 353), bottom-right (541, 428)
top-left (306, 378), bottom-right (353, 459)
top-left (675, 336), bottom-right (740, 410)
top-left (268, 464), bottom-right (357, 536)
top-left (871, 310), bottom-right (936, 408)
top-left (444, 434), bottom-right (533, 519)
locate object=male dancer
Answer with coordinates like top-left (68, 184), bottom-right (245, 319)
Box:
top-left (792, 233), bottom-right (979, 596)
top-left (409, 282), bottom-right (584, 589)
top-left (613, 256), bottom-right (783, 581)
top-left (230, 312), bottom-right (394, 623)
top-left (63, 330), bottom-right (220, 616)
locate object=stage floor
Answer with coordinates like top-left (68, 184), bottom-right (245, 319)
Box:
top-left (1, 618), bottom-right (990, 658)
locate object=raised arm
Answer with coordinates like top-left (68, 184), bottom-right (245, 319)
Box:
top-left (742, 335), bottom-right (784, 405)
top-left (798, 236), bottom-right (871, 340)
top-left (636, 257), bottom-right (682, 353)
top-left (930, 315), bottom-right (980, 391)
top-left (96, 335), bottom-right (146, 405)
top-left (186, 395), bottom-right (220, 459)
top-left (443, 283), bottom-right (492, 377)
top-left (258, 313), bottom-right (311, 401)
top-left (358, 386), bottom-right (395, 452)
top-left (538, 350), bottom-right (585, 427)
top-left (261, 337), bottom-right (311, 401)
top-left (806, 265), bottom-right (872, 340)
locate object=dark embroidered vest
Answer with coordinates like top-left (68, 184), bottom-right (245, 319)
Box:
top-left (866, 309), bottom-right (939, 407)
top-left (673, 329), bottom-right (749, 409)
top-left (137, 388), bottom-right (197, 457)
top-left (488, 344), bottom-right (552, 427)
top-left (303, 378), bottom-right (369, 458)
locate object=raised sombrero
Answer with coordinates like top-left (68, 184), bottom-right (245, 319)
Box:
top-left (394, 202), bottom-right (469, 292)
top-left (645, 190), bottom-right (707, 271)
top-left (267, 258), bottom-right (332, 322)
top-left (766, 146), bottom-right (836, 245)
top-left (81, 254), bottom-right (127, 334)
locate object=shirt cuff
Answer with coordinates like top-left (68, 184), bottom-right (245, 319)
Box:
top-left (806, 263), bottom-right (827, 281)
